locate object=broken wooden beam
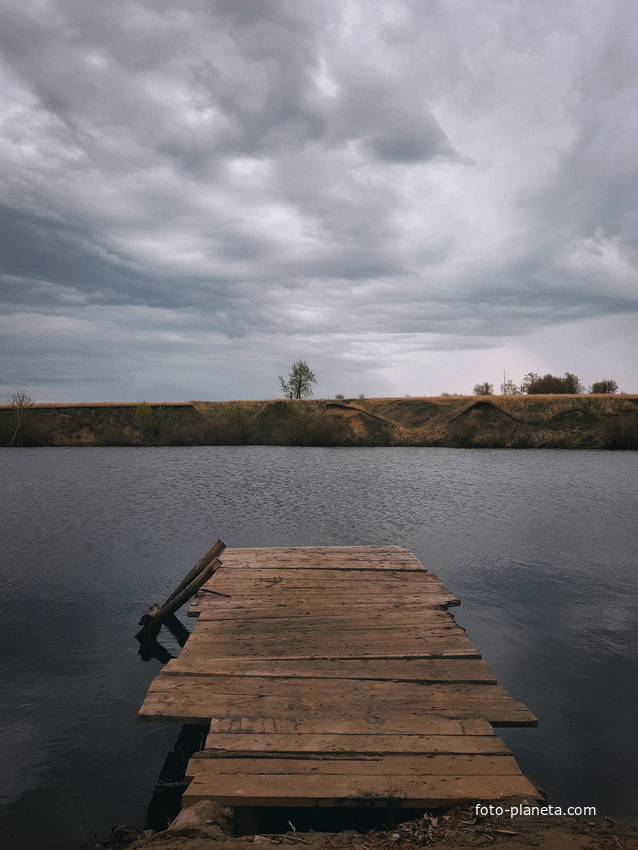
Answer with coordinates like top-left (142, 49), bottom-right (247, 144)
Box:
top-left (163, 540), bottom-right (225, 608)
top-left (137, 540), bottom-right (225, 639)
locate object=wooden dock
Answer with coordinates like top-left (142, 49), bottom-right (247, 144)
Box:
top-left (139, 546), bottom-right (541, 808)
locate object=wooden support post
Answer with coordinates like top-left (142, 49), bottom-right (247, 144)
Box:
top-left (163, 540), bottom-right (225, 608)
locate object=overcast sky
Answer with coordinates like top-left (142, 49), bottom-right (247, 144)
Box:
top-left (1, 0), bottom-right (636, 402)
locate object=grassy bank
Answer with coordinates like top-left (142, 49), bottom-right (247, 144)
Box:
top-left (2, 394), bottom-right (637, 449)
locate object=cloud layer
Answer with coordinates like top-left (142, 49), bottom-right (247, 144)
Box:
top-left (1, 0), bottom-right (637, 399)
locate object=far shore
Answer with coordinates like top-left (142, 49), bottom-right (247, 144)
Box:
top-left (1, 394), bottom-right (637, 449)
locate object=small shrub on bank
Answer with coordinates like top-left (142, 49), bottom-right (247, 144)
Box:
top-left (96, 424), bottom-right (130, 446)
top-left (134, 402), bottom-right (154, 444)
top-left (590, 380), bottom-right (618, 394)
top-left (524, 372), bottom-right (583, 394)
top-left (0, 406), bottom-right (51, 446)
top-left (273, 402), bottom-right (351, 446)
top-left (5, 389), bottom-right (35, 446)
top-left (473, 382), bottom-right (494, 396)
top-left (203, 403), bottom-right (258, 445)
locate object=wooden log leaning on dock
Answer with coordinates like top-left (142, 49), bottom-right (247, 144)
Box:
top-left (164, 540), bottom-right (226, 607)
top-left (157, 558), bottom-right (223, 623)
top-left (138, 540), bottom-right (226, 639)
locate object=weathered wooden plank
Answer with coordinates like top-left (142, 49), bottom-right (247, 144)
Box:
top-left (209, 570), bottom-right (445, 584)
top-left (217, 559), bottom-right (419, 564)
top-left (162, 657), bottom-right (497, 683)
top-left (186, 624), bottom-right (472, 641)
top-left (171, 651), bottom-right (482, 663)
top-left (178, 646), bottom-right (481, 662)
top-left (140, 692), bottom-right (535, 726)
top-left (220, 548), bottom-right (421, 558)
top-left (193, 585), bottom-right (458, 600)
top-left (139, 685), bottom-right (536, 726)
top-left (215, 560), bottom-right (426, 572)
top-left (202, 589), bottom-right (447, 602)
top-left (182, 773), bottom-right (541, 807)
top-left (186, 754), bottom-right (523, 779)
top-left (181, 635), bottom-right (478, 657)
top-left (201, 576), bottom-right (450, 590)
top-left (196, 732), bottom-right (509, 756)
top-left (214, 569), bottom-right (429, 581)
top-left (191, 653), bottom-right (481, 664)
top-left (187, 613), bottom-right (463, 630)
top-left (141, 676), bottom-right (533, 710)
top-left (189, 596), bottom-right (461, 616)
top-left (143, 676), bottom-right (514, 702)
top-left (188, 627), bottom-right (466, 642)
top-left (191, 617), bottom-right (464, 632)
top-left (203, 586), bottom-right (454, 599)
top-left (188, 622), bottom-right (467, 639)
top-left (192, 609), bottom-right (459, 623)
top-left (203, 588), bottom-right (452, 601)
top-left (218, 558), bottom-right (425, 568)
top-left (205, 716), bottom-right (494, 736)
top-left (192, 602), bottom-right (459, 615)
top-left (191, 606), bottom-right (457, 621)
top-left (189, 600), bottom-right (461, 619)
top-left (194, 593), bottom-right (455, 604)
top-left (223, 547), bottom-right (408, 552)
top-left (191, 589), bottom-right (459, 600)
top-left (220, 546), bottom-right (419, 562)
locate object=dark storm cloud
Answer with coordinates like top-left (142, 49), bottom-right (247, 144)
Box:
top-left (0, 206), bottom-right (180, 308)
top-left (326, 68), bottom-right (459, 163)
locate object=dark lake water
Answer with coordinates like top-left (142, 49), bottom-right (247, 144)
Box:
top-left (1, 446), bottom-right (637, 847)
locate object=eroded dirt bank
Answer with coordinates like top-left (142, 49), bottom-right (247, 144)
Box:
top-left (2, 394), bottom-right (638, 448)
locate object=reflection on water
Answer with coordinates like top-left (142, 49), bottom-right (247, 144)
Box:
top-left (136, 613), bottom-right (190, 663)
top-left (145, 724), bottom-right (210, 833)
top-left (0, 446), bottom-right (637, 847)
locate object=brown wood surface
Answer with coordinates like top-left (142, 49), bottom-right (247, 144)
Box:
top-left (185, 754), bottom-right (523, 778)
top-left (207, 571), bottom-right (449, 586)
top-left (138, 546), bottom-right (540, 808)
top-left (188, 596), bottom-right (461, 616)
top-left (189, 597), bottom-right (461, 617)
top-left (204, 715), bottom-right (497, 736)
top-left (182, 773), bottom-right (541, 807)
top-left (161, 657), bottom-right (497, 682)
top-left (139, 684), bottom-right (536, 726)
top-left (212, 569), bottom-right (431, 581)
top-left (180, 634), bottom-right (480, 658)
top-left (216, 547), bottom-right (425, 572)
top-left (189, 608), bottom-right (464, 625)
top-left (191, 611), bottom-right (462, 626)
top-left (141, 675), bottom-right (527, 706)
top-left (193, 731), bottom-right (509, 756)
